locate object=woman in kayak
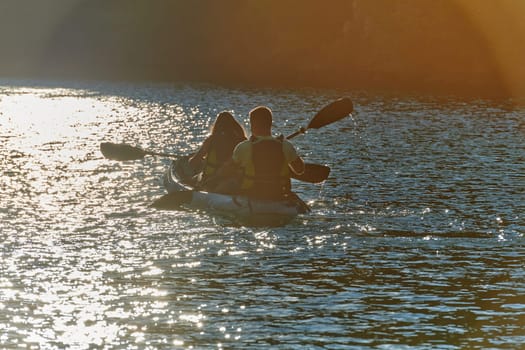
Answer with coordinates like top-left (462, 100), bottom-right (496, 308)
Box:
top-left (188, 111), bottom-right (247, 189)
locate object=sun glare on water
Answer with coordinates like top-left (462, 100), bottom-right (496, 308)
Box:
top-left (1, 88), bottom-right (120, 210)
top-left (1, 89), bottom-right (109, 151)
top-left (1, 86), bottom-right (177, 348)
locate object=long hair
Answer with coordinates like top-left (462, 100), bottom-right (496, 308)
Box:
top-left (211, 111), bottom-right (247, 142)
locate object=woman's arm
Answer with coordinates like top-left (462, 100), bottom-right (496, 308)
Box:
top-left (188, 136), bottom-right (212, 170)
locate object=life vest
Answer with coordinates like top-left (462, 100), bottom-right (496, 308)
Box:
top-left (240, 136), bottom-right (291, 198)
top-left (202, 133), bottom-right (239, 179)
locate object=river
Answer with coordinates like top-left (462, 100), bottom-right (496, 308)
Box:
top-left (1, 79), bottom-right (524, 349)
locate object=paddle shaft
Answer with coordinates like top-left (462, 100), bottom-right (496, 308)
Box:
top-left (143, 150), bottom-right (179, 159)
top-left (286, 127), bottom-right (306, 140)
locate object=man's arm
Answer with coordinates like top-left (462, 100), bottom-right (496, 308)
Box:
top-left (289, 156), bottom-right (305, 175)
top-left (283, 140), bottom-right (305, 175)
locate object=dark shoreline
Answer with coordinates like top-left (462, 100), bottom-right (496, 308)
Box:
top-left (2, 0), bottom-right (524, 102)
top-left (1, 73), bottom-right (520, 108)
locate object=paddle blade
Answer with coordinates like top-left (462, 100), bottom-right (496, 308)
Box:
top-left (291, 163), bottom-right (330, 183)
top-left (307, 97), bottom-right (353, 130)
top-left (100, 142), bottom-right (147, 161)
top-left (151, 191), bottom-right (193, 210)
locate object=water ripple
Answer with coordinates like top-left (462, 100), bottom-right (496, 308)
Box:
top-left (0, 79), bottom-right (523, 349)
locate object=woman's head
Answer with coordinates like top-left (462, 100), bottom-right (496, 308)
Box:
top-left (211, 111), bottom-right (247, 140)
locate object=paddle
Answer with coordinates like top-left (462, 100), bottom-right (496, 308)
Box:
top-left (292, 163), bottom-right (330, 184)
top-left (286, 97), bottom-right (353, 139)
top-left (285, 97), bottom-right (353, 182)
top-left (150, 190), bottom-right (193, 210)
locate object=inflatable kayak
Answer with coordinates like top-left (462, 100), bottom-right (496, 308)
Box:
top-left (153, 157), bottom-right (310, 225)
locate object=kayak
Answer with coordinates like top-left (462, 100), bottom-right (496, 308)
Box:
top-left (100, 97), bottom-right (353, 225)
top-left (156, 157), bottom-right (310, 225)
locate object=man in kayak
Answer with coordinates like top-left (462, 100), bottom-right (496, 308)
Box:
top-left (226, 106), bottom-right (305, 199)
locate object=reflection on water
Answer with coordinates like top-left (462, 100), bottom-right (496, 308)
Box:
top-left (1, 80), bottom-right (524, 348)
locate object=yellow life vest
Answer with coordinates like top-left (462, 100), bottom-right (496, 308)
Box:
top-left (202, 133), bottom-right (246, 180)
top-left (240, 136), bottom-right (290, 198)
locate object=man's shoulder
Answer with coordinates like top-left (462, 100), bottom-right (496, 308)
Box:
top-left (232, 139), bottom-right (251, 161)
top-left (281, 139), bottom-right (297, 151)
top-left (234, 139), bottom-right (251, 151)
top-left (281, 139), bottom-right (298, 161)
top-left (281, 138), bottom-right (295, 146)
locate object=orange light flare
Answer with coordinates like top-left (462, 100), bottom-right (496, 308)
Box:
top-left (456, 0), bottom-right (525, 100)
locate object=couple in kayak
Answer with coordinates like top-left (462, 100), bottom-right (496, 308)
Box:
top-left (187, 106), bottom-right (305, 200)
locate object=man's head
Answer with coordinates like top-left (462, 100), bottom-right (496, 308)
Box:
top-left (249, 106), bottom-right (272, 136)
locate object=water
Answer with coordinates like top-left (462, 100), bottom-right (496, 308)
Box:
top-left (1, 79), bottom-right (524, 349)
